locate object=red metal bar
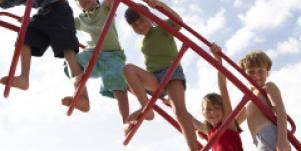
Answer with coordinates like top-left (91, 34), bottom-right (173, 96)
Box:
top-left (0, 12), bottom-right (87, 49)
top-left (144, 0), bottom-right (297, 134)
top-left (0, 12), bottom-right (22, 21)
top-left (0, 20), bottom-right (20, 32)
top-left (201, 96), bottom-right (248, 150)
top-left (3, 0), bottom-right (33, 97)
top-left (66, 0), bottom-right (120, 116)
top-left (120, 0), bottom-right (301, 149)
top-left (141, 0), bottom-right (212, 47)
top-left (192, 40), bottom-right (301, 151)
top-left (219, 52), bottom-right (296, 134)
top-left (0, 21), bottom-right (86, 50)
top-left (143, 0), bottom-right (298, 146)
top-left (153, 104), bottom-right (204, 148)
top-left (127, 88), bottom-right (207, 143)
top-left (159, 97), bottom-right (208, 141)
top-left (123, 41), bottom-right (189, 145)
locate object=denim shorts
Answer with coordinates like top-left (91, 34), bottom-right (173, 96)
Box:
top-left (147, 66), bottom-right (186, 97)
top-left (64, 49), bottom-right (127, 98)
top-left (253, 123), bottom-right (277, 151)
top-left (152, 65), bottom-right (186, 89)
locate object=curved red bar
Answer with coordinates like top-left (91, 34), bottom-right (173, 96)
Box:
top-left (0, 20), bottom-right (20, 32)
top-left (120, 0), bottom-right (301, 150)
top-left (0, 12), bottom-right (22, 21)
top-left (142, 0), bottom-right (297, 135)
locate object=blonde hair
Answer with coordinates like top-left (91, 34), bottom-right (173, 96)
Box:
top-left (239, 50), bottom-right (272, 71)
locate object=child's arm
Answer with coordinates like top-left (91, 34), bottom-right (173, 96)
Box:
top-left (146, 0), bottom-right (182, 31)
top-left (103, 0), bottom-right (114, 9)
top-left (236, 107), bottom-right (247, 125)
top-left (265, 82), bottom-right (290, 151)
top-left (210, 43), bottom-right (238, 131)
top-left (189, 114), bottom-right (208, 134)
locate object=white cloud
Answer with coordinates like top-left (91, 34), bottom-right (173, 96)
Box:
top-left (267, 36), bottom-right (301, 59)
top-left (226, 0), bottom-right (301, 55)
top-left (298, 16), bottom-right (301, 26)
top-left (226, 27), bottom-right (255, 55)
top-left (234, 0), bottom-right (243, 8)
top-left (204, 8), bottom-right (226, 36)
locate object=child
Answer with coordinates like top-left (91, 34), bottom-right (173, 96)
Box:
top-left (124, 0), bottom-right (198, 150)
top-left (0, 0), bottom-right (90, 112)
top-left (64, 0), bottom-right (130, 134)
top-left (239, 51), bottom-right (290, 151)
top-left (192, 43), bottom-right (243, 151)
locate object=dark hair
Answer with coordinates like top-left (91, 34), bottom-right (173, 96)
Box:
top-left (125, 4), bottom-right (149, 24)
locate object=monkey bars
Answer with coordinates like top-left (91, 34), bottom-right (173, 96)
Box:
top-left (1, 0), bottom-right (300, 150)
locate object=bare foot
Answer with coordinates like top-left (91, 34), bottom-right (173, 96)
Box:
top-left (123, 121), bottom-right (137, 136)
top-left (0, 76), bottom-right (29, 90)
top-left (162, 98), bottom-right (172, 107)
top-left (61, 95), bottom-right (90, 112)
top-left (128, 108), bottom-right (154, 121)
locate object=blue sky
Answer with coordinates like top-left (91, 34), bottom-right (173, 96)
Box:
top-left (0, 0), bottom-right (301, 150)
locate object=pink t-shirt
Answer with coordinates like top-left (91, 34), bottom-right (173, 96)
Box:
top-left (208, 122), bottom-right (243, 151)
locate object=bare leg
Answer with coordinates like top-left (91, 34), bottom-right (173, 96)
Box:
top-left (113, 90), bottom-right (131, 135)
top-left (123, 64), bottom-right (157, 121)
top-left (114, 90), bottom-right (130, 124)
top-left (0, 45), bottom-right (31, 90)
top-left (61, 50), bottom-right (90, 112)
top-left (167, 80), bottom-right (198, 151)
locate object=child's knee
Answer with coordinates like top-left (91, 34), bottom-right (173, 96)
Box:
top-left (123, 64), bottom-right (136, 75)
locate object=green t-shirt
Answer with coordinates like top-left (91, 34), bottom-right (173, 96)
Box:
top-left (142, 20), bottom-right (178, 72)
top-left (74, 3), bottom-right (122, 51)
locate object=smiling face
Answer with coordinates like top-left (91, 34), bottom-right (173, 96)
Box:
top-left (202, 102), bottom-right (224, 126)
top-left (239, 51), bottom-right (272, 88)
top-left (77, 0), bottom-right (97, 11)
top-left (202, 94), bottom-right (224, 127)
top-left (245, 66), bottom-right (269, 87)
top-left (130, 16), bottom-right (152, 35)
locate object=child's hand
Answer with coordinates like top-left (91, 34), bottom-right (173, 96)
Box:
top-left (146, 0), bottom-right (162, 8)
top-left (209, 43), bottom-right (222, 60)
top-left (276, 140), bottom-right (290, 151)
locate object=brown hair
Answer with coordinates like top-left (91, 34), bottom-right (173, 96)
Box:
top-left (202, 93), bottom-right (223, 130)
top-left (202, 93), bottom-right (242, 132)
top-left (239, 50), bottom-right (272, 71)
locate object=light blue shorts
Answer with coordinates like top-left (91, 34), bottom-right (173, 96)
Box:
top-left (64, 49), bottom-right (127, 98)
top-left (253, 123), bottom-right (277, 151)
